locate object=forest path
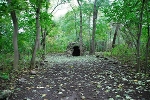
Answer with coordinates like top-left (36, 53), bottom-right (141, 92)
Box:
top-left (8, 54), bottom-right (150, 100)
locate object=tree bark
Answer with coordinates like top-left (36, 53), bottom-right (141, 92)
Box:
top-left (88, 15), bottom-right (91, 52)
top-left (112, 24), bottom-right (120, 48)
top-left (0, 33), bottom-right (2, 51)
top-left (145, 1), bottom-right (150, 73)
top-left (77, 0), bottom-right (83, 56)
top-left (90, 0), bottom-right (98, 55)
top-left (145, 25), bottom-right (150, 73)
top-left (37, 27), bottom-right (41, 50)
top-left (30, 7), bottom-right (41, 68)
top-left (41, 28), bottom-right (47, 54)
top-left (41, 0), bottom-right (50, 55)
top-left (7, 0), bottom-right (19, 70)
top-left (11, 10), bottom-right (19, 70)
top-left (136, 0), bottom-right (145, 72)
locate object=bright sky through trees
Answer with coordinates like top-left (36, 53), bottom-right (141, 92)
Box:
top-left (50, 0), bottom-right (114, 20)
top-left (50, 0), bottom-right (78, 20)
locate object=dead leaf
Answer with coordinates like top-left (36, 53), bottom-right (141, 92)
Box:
top-left (42, 94), bottom-right (47, 97)
top-left (37, 86), bottom-right (45, 89)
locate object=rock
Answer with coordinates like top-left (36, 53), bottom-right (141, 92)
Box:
top-left (40, 62), bottom-right (45, 66)
top-left (66, 42), bottom-right (85, 56)
top-left (30, 70), bottom-right (37, 75)
top-left (18, 78), bottom-right (26, 83)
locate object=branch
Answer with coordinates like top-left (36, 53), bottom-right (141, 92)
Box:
top-left (50, 0), bottom-right (66, 14)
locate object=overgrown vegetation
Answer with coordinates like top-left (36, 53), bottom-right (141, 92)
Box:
top-left (111, 44), bottom-right (136, 65)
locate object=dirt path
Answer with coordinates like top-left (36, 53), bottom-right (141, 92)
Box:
top-left (8, 54), bottom-right (150, 100)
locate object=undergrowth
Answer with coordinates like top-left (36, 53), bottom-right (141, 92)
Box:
top-left (111, 44), bottom-right (136, 65)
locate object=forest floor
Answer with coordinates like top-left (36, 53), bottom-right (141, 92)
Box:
top-left (1, 53), bottom-right (150, 100)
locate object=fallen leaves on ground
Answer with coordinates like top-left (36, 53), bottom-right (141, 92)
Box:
top-left (6, 54), bottom-right (150, 100)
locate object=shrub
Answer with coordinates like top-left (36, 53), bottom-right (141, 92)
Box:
top-left (111, 44), bottom-right (136, 65)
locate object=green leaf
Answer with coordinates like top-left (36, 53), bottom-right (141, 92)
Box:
top-left (0, 73), bottom-right (9, 80)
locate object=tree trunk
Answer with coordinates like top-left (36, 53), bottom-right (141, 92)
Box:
top-left (7, 0), bottom-right (19, 70)
top-left (136, 0), bottom-right (145, 72)
top-left (90, 0), bottom-right (98, 55)
top-left (145, 25), bottom-right (150, 73)
top-left (37, 28), bottom-right (41, 50)
top-left (41, 28), bottom-right (47, 54)
top-left (0, 33), bottom-right (2, 51)
top-left (145, 1), bottom-right (150, 74)
top-left (88, 15), bottom-right (91, 52)
top-left (112, 24), bottom-right (120, 48)
top-left (11, 10), bottom-right (19, 70)
top-left (77, 0), bottom-right (83, 56)
top-left (41, 0), bottom-right (50, 55)
top-left (30, 7), bottom-right (41, 68)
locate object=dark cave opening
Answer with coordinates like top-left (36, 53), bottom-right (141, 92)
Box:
top-left (72, 46), bottom-right (80, 56)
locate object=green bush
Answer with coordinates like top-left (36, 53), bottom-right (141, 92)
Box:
top-left (111, 44), bottom-right (136, 64)
top-left (0, 72), bottom-right (9, 80)
top-left (103, 52), bottom-right (111, 57)
top-left (0, 53), bottom-right (13, 73)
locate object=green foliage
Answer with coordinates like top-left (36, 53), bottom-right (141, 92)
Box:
top-left (96, 18), bottom-right (109, 40)
top-left (46, 32), bottom-right (75, 53)
top-left (0, 13), bottom-right (13, 53)
top-left (40, 12), bottom-right (54, 30)
top-left (82, 2), bottom-right (93, 15)
top-left (0, 0), bottom-right (148, 75)
top-left (0, 72), bottom-right (9, 80)
top-left (0, 0), bottom-right (54, 71)
top-left (111, 44), bottom-right (136, 64)
top-left (0, 54), bottom-right (13, 74)
top-left (0, 2), bottom-right (8, 16)
top-left (103, 0), bottom-right (150, 73)
top-left (103, 52), bottom-right (111, 57)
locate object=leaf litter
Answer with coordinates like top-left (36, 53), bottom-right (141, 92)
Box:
top-left (6, 54), bottom-right (150, 100)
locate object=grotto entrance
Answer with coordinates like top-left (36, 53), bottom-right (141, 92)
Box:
top-left (72, 46), bottom-right (80, 56)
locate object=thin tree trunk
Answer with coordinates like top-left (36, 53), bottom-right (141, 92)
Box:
top-left (88, 15), bottom-right (91, 52)
top-left (112, 24), bottom-right (120, 48)
top-left (90, 0), bottom-right (98, 55)
top-left (77, 0), bottom-right (83, 55)
top-left (7, 0), bottom-right (19, 70)
top-left (145, 1), bottom-right (150, 74)
top-left (42, 28), bottom-right (47, 54)
top-left (125, 24), bottom-right (137, 48)
top-left (30, 7), bottom-right (41, 68)
top-left (0, 33), bottom-right (2, 51)
top-left (41, 0), bottom-right (50, 55)
top-left (145, 25), bottom-right (150, 73)
top-left (37, 28), bottom-right (41, 50)
top-left (11, 10), bottom-right (19, 70)
top-left (41, 28), bottom-right (46, 51)
top-left (136, 0), bottom-right (145, 72)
